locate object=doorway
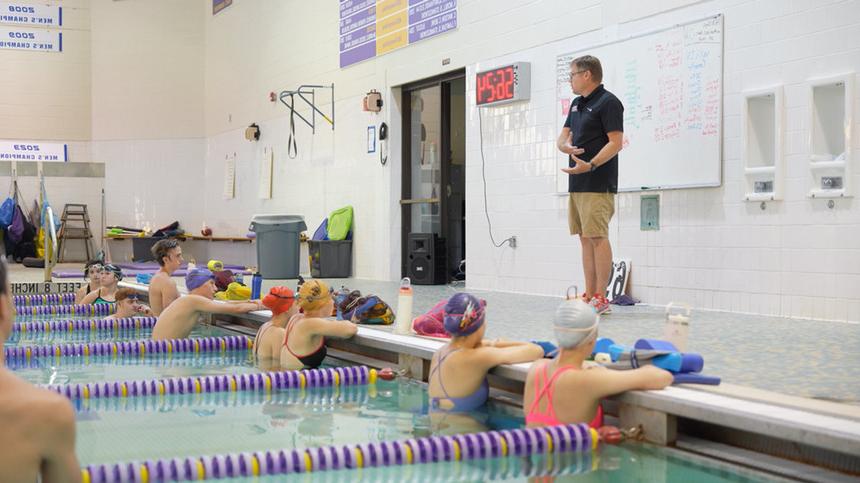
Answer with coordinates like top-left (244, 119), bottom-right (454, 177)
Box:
top-left (401, 70), bottom-right (466, 283)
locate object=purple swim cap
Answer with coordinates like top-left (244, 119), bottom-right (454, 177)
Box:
top-left (186, 268), bottom-right (215, 291)
top-left (443, 293), bottom-right (487, 337)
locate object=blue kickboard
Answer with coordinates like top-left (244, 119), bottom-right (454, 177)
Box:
top-left (673, 373), bottom-right (721, 385)
top-left (593, 338), bottom-right (615, 356)
top-left (634, 338), bottom-right (679, 352)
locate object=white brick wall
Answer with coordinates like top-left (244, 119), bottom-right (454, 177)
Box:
top-left (3, 0), bottom-right (859, 321)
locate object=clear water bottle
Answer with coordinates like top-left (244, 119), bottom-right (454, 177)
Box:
top-left (663, 302), bottom-right (691, 352)
top-left (394, 277), bottom-right (413, 335)
top-left (251, 272), bottom-right (263, 300)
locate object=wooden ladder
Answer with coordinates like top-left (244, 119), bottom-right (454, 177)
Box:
top-left (57, 203), bottom-right (94, 262)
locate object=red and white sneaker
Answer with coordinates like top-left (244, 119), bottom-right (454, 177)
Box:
top-left (580, 292), bottom-right (592, 302)
top-left (590, 295), bottom-right (612, 315)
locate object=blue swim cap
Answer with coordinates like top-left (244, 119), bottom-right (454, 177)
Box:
top-left (443, 293), bottom-right (486, 337)
top-left (186, 268), bottom-right (214, 291)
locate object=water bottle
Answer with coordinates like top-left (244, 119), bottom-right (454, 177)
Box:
top-left (251, 272), bottom-right (263, 300)
top-left (663, 302), bottom-right (691, 352)
top-left (394, 277), bottom-right (413, 335)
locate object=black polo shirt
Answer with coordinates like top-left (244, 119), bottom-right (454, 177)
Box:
top-left (563, 84), bottom-right (624, 193)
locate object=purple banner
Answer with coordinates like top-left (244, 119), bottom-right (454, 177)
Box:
top-left (340, 0), bottom-right (374, 18)
top-left (408, 0), bottom-right (455, 24)
top-left (340, 24), bottom-right (376, 51)
top-left (408, 9), bottom-right (456, 43)
top-left (339, 40), bottom-right (376, 68)
top-left (340, 5), bottom-right (376, 36)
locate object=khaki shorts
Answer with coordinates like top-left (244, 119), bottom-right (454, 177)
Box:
top-left (568, 192), bottom-right (615, 237)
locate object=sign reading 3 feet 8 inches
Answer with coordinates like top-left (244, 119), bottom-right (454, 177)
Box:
top-left (12, 282), bottom-right (84, 295)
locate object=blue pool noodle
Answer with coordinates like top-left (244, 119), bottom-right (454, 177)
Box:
top-left (673, 373), bottom-right (721, 385)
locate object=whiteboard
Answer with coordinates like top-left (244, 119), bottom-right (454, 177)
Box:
top-left (556, 15), bottom-right (723, 192)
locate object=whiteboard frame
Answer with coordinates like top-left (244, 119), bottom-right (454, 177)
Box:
top-left (554, 14), bottom-right (724, 194)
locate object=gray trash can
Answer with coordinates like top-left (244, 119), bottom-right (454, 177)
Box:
top-left (249, 214), bottom-right (307, 279)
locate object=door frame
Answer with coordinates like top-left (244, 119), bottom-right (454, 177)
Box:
top-left (400, 69), bottom-right (466, 277)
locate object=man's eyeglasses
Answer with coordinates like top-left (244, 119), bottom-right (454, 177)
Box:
top-left (569, 70), bottom-right (588, 80)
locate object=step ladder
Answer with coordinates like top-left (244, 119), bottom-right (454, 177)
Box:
top-left (57, 204), bottom-right (94, 263)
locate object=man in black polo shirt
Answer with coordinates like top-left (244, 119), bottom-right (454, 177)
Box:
top-left (557, 55), bottom-right (624, 315)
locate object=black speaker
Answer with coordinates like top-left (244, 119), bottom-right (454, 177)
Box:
top-left (407, 233), bottom-right (447, 285)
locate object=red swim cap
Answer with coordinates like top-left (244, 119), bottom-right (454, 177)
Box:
top-left (262, 286), bottom-right (295, 315)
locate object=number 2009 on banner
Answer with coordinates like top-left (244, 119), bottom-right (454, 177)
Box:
top-left (476, 62), bottom-right (531, 107)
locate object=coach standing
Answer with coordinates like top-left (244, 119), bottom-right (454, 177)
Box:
top-left (557, 55), bottom-right (624, 315)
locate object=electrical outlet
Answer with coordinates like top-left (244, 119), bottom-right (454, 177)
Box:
top-left (509, 236), bottom-right (517, 248)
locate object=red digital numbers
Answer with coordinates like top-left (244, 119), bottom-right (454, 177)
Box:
top-left (477, 66), bottom-right (515, 105)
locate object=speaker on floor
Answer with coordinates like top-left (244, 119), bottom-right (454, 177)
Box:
top-left (407, 233), bottom-right (447, 285)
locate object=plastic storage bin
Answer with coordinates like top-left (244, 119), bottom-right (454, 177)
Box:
top-left (308, 240), bottom-right (352, 278)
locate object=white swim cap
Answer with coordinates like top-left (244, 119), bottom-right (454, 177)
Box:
top-left (553, 287), bottom-right (599, 348)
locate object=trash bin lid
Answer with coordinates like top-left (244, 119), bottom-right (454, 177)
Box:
top-left (249, 214), bottom-right (307, 231)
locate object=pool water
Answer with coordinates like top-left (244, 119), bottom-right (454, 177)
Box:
top-left (10, 351), bottom-right (258, 385)
top-left (74, 378), bottom-right (522, 466)
top-left (6, 324), bottom-right (233, 346)
top-left (219, 445), bottom-right (785, 482)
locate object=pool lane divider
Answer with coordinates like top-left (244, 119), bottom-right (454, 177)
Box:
top-left (4, 334), bottom-right (253, 361)
top-left (79, 423), bottom-right (598, 482)
top-left (14, 303), bottom-right (116, 317)
top-left (45, 365), bottom-right (375, 400)
top-left (69, 383), bottom-right (372, 413)
top-left (13, 293), bottom-right (77, 306)
top-left (12, 317), bottom-right (157, 333)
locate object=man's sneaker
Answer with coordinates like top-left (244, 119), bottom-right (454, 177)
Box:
top-left (580, 292), bottom-right (592, 302)
top-left (590, 295), bottom-right (612, 315)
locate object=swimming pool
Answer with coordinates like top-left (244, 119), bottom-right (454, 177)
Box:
top-left (7, 299), bottom-right (800, 481)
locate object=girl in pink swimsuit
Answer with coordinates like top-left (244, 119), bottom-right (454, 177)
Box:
top-left (524, 289), bottom-right (672, 428)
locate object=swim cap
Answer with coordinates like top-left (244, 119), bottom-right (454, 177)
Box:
top-left (443, 293), bottom-right (486, 337)
top-left (297, 280), bottom-right (332, 311)
top-left (102, 264), bottom-right (123, 281)
top-left (263, 286), bottom-right (296, 315)
top-left (553, 295), bottom-right (599, 349)
top-left (186, 268), bottom-right (215, 291)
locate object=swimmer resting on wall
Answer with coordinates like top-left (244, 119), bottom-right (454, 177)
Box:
top-left (152, 268), bottom-right (262, 340)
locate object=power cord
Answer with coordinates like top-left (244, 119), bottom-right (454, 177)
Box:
top-left (477, 107), bottom-right (516, 248)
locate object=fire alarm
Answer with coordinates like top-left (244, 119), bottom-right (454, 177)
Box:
top-left (363, 89), bottom-right (383, 112)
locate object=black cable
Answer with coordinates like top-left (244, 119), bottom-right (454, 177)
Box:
top-left (477, 106), bottom-right (515, 248)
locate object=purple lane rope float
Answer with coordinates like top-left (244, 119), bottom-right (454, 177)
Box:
top-left (3, 335), bottom-right (253, 362)
top-left (13, 293), bottom-right (77, 306)
top-left (14, 303), bottom-right (116, 317)
top-left (45, 365), bottom-right (374, 401)
top-left (65, 383), bottom-right (370, 413)
top-left (12, 317), bottom-right (157, 334)
top-left (79, 423), bottom-right (598, 482)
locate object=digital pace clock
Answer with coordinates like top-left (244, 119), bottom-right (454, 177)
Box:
top-left (475, 62), bottom-right (531, 106)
